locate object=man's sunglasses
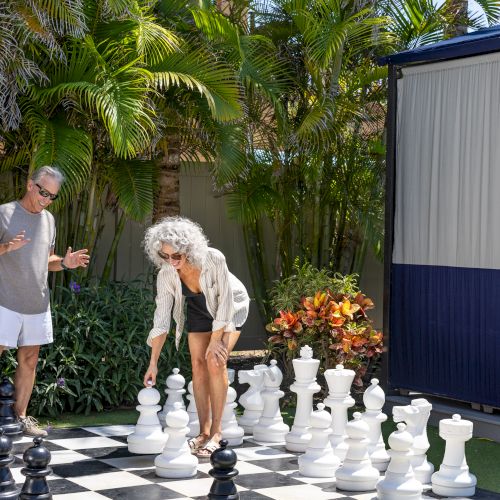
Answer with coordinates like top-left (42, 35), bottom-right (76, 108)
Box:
top-left (158, 251), bottom-right (183, 261)
top-left (36, 183), bottom-right (59, 201)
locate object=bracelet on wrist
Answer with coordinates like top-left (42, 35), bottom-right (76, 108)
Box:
top-left (60, 259), bottom-right (69, 271)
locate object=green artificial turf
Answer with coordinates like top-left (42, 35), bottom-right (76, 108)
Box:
top-left (42, 408), bottom-right (137, 429)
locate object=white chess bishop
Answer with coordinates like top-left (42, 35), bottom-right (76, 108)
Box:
top-left (253, 360), bottom-right (290, 443)
top-left (158, 368), bottom-right (186, 426)
top-left (298, 403), bottom-right (340, 477)
top-left (431, 414), bottom-right (476, 497)
top-left (285, 345), bottom-right (321, 452)
top-left (324, 364), bottom-right (355, 461)
top-left (376, 423), bottom-right (423, 500)
top-left (335, 412), bottom-right (380, 492)
top-left (393, 398), bottom-right (434, 483)
top-left (237, 364), bottom-right (267, 434)
top-left (155, 401), bottom-right (198, 478)
top-left (221, 368), bottom-right (244, 446)
top-left (127, 383), bottom-right (168, 454)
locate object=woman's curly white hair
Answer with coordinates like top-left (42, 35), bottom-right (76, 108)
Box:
top-left (143, 216), bottom-right (209, 269)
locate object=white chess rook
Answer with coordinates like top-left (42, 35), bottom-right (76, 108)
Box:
top-left (186, 381), bottom-right (201, 438)
top-left (158, 368), bottom-right (186, 426)
top-left (376, 423), bottom-right (423, 499)
top-left (285, 345), bottom-right (321, 452)
top-left (298, 403), bottom-right (340, 477)
top-left (155, 402), bottom-right (198, 478)
top-left (237, 364), bottom-right (267, 434)
top-left (335, 412), bottom-right (380, 492)
top-left (324, 364), bottom-right (355, 461)
top-left (431, 414), bottom-right (477, 497)
top-left (221, 368), bottom-right (244, 446)
top-left (362, 378), bottom-right (390, 472)
top-left (253, 360), bottom-right (289, 443)
top-left (393, 399), bottom-right (434, 483)
top-left (127, 385), bottom-right (168, 454)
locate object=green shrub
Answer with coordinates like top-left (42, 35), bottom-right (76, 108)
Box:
top-left (0, 278), bottom-right (190, 417)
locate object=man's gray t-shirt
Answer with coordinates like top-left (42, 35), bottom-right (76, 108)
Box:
top-left (0, 201), bottom-right (56, 314)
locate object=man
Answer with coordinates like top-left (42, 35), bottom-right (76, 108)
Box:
top-left (0, 166), bottom-right (90, 437)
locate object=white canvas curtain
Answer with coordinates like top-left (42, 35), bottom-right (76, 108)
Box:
top-left (393, 52), bottom-right (500, 270)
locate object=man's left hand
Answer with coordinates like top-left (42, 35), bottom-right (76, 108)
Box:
top-left (62, 247), bottom-right (90, 269)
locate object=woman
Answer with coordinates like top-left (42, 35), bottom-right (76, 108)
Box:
top-left (142, 216), bottom-right (249, 457)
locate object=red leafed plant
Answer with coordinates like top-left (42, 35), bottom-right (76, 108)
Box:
top-left (266, 290), bottom-right (383, 386)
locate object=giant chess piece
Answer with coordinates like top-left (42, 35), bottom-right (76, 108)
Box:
top-left (158, 368), bottom-right (186, 426)
top-left (0, 379), bottom-right (23, 441)
top-left (393, 399), bottom-right (434, 483)
top-left (285, 345), bottom-right (321, 452)
top-left (324, 364), bottom-right (355, 461)
top-left (127, 383), bottom-right (167, 454)
top-left (0, 428), bottom-right (20, 499)
top-left (155, 402), bottom-right (198, 478)
top-left (335, 412), bottom-right (380, 492)
top-left (221, 369), bottom-right (244, 446)
top-left (237, 364), bottom-right (267, 434)
top-left (186, 381), bottom-right (201, 438)
top-left (253, 360), bottom-right (289, 443)
top-left (362, 378), bottom-right (390, 472)
top-left (298, 403), bottom-right (340, 477)
top-left (208, 440), bottom-right (239, 500)
top-left (431, 414), bottom-right (476, 497)
top-left (376, 423), bottom-right (423, 500)
top-left (20, 437), bottom-right (52, 499)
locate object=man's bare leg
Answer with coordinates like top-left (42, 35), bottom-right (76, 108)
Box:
top-left (14, 345), bottom-right (40, 418)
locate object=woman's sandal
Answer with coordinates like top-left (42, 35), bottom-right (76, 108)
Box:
top-left (188, 435), bottom-right (208, 453)
top-left (195, 439), bottom-right (219, 458)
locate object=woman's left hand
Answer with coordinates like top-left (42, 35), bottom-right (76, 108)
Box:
top-left (205, 339), bottom-right (228, 365)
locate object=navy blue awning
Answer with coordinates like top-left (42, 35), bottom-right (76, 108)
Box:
top-left (380, 24), bottom-right (500, 66)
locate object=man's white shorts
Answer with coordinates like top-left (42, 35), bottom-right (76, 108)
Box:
top-left (0, 305), bottom-right (53, 348)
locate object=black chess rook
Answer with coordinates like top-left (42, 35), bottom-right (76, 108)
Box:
top-left (0, 379), bottom-right (22, 441)
top-left (208, 439), bottom-right (239, 500)
top-left (0, 427), bottom-right (19, 499)
top-left (20, 437), bottom-right (52, 500)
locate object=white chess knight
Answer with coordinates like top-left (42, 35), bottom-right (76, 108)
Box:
top-left (253, 360), bottom-right (290, 443)
top-left (362, 378), bottom-right (390, 472)
top-left (335, 412), bottom-right (380, 492)
top-left (377, 422), bottom-right (423, 499)
top-left (186, 381), bottom-right (201, 438)
top-left (221, 368), bottom-right (244, 446)
top-left (127, 383), bottom-right (168, 454)
top-left (155, 401), bottom-right (198, 478)
top-left (285, 345), bottom-right (321, 452)
top-left (158, 368), bottom-right (186, 426)
top-left (237, 364), bottom-right (268, 434)
top-left (431, 414), bottom-right (477, 497)
top-left (393, 398), bottom-right (434, 483)
top-left (298, 403), bottom-right (340, 477)
top-left (324, 364), bottom-right (355, 461)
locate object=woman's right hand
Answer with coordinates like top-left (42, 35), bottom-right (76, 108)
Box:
top-left (143, 364), bottom-right (158, 387)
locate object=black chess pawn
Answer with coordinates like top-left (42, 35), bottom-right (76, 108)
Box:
top-left (208, 439), bottom-right (239, 500)
top-left (20, 437), bottom-right (52, 499)
top-left (0, 379), bottom-right (22, 441)
top-left (0, 427), bottom-right (19, 499)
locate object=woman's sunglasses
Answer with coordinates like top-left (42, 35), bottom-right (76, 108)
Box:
top-left (36, 183), bottom-right (59, 201)
top-left (158, 251), bottom-right (183, 261)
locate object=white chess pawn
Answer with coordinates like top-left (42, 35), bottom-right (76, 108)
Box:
top-left (253, 360), bottom-right (290, 443)
top-left (376, 423), bottom-right (423, 499)
top-left (393, 399), bottom-right (434, 483)
top-left (285, 345), bottom-right (321, 452)
top-left (431, 414), bottom-right (476, 497)
top-left (335, 412), bottom-right (380, 492)
top-left (186, 381), bottom-right (201, 438)
top-left (158, 368), bottom-right (186, 426)
top-left (155, 401), bottom-right (198, 478)
top-left (298, 403), bottom-right (340, 477)
top-left (237, 364), bottom-right (267, 433)
top-left (127, 383), bottom-right (168, 454)
top-left (324, 364), bottom-right (355, 461)
top-left (362, 378), bottom-right (390, 471)
top-left (221, 368), bottom-right (244, 446)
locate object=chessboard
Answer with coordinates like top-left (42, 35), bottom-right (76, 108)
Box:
top-left (9, 425), bottom-right (499, 500)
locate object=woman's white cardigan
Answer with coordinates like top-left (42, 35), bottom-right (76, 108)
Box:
top-left (147, 247), bottom-right (250, 348)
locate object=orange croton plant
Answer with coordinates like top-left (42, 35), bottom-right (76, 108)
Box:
top-left (266, 290), bottom-right (383, 385)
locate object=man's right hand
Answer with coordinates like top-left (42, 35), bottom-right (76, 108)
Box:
top-left (143, 364), bottom-right (158, 387)
top-left (1, 231), bottom-right (30, 255)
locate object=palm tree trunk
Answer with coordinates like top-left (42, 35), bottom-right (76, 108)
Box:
top-left (101, 211), bottom-right (127, 283)
top-left (445, 0), bottom-right (469, 37)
